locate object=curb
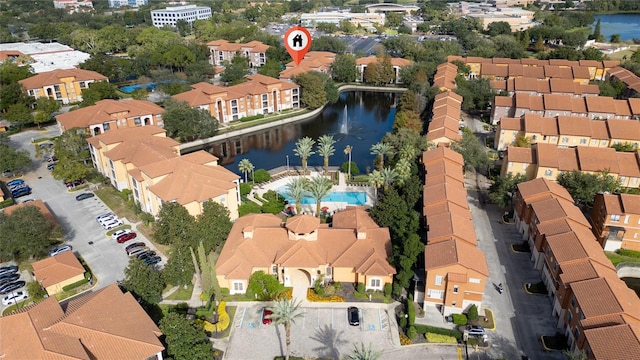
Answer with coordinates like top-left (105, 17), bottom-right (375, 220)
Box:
top-left (483, 308), bottom-right (496, 330)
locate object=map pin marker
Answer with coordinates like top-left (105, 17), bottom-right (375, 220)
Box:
top-left (284, 26), bottom-right (312, 66)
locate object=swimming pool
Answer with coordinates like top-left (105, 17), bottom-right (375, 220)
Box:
top-left (278, 190), bottom-right (368, 205)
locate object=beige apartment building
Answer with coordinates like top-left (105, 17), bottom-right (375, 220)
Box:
top-left (87, 126), bottom-right (240, 220)
top-left (207, 39), bottom-right (270, 68)
top-left (173, 74), bottom-right (299, 123)
top-left (591, 193), bottom-right (640, 251)
top-left (495, 114), bottom-right (640, 151)
top-left (216, 208), bottom-right (395, 295)
top-left (19, 68), bottom-right (107, 105)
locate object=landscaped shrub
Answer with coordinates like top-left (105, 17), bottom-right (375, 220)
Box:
top-left (0, 198), bottom-right (14, 209)
top-left (398, 312), bottom-right (407, 329)
top-left (240, 183), bottom-right (252, 196)
top-left (239, 114), bottom-right (264, 122)
top-left (324, 284), bottom-right (335, 295)
top-left (467, 304), bottom-right (479, 321)
top-left (251, 169), bottom-right (271, 183)
top-left (356, 282), bottom-right (365, 294)
top-left (341, 161), bottom-right (360, 176)
top-left (414, 324), bottom-right (462, 340)
top-left (220, 288), bottom-right (230, 295)
top-left (407, 325), bottom-right (417, 339)
top-left (406, 297), bottom-right (416, 326)
top-left (62, 277), bottom-right (89, 291)
top-left (314, 278), bottom-right (325, 296)
top-left (333, 282), bottom-right (342, 291)
top-left (452, 314), bottom-right (467, 325)
top-left (306, 289), bottom-right (345, 302)
top-left (383, 283), bottom-right (392, 297)
top-left (426, 332), bottom-right (457, 343)
top-left (399, 332), bottom-right (412, 345)
top-left (212, 301), bottom-right (230, 332)
top-left (239, 201), bottom-right (261, 216)
top-left (246, 271), bottom-right (284, 300)
top-left (618, 249), bottom-right (640, 258)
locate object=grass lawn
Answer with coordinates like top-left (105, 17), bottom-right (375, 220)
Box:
top-left (606, 250), bottom-right (640, 267)
top-left (164, 284), bottom-right (194, 301)
top-left (606, 45), bottom-right (639, 60)
top-left (94, 186), bottom-right (140, 223)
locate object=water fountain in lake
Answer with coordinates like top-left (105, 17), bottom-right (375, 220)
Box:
top-left (340, 105), bottom-right (349, 135)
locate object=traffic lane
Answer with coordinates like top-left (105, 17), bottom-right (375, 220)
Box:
top-left (227, 305), bottom-right (395, 360)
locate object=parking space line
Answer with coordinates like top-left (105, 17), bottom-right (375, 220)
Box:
top-left (331, 308), bottom-right (334, 329)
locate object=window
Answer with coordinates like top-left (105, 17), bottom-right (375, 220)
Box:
top-left (620, 176), bottom-right (626, 184)
top-left (232, 281), bottom-right (244, 292)
top-left (469, 278), bottom-right (481, 284)
top-left (134, 117), bottom-right (141, 125)
top-left (435, 275), bottom-right (443, 286)
top-left (79, 81), bottom-right (86, 88)
top-left (508, 162), bottom-right (513, 168)
top-left (453, 285), bottom-right (459, 294)
top-left (370, 278), bottom-right (381, 288)
top-left (580, 138), bottom-right (586, 144)
top-left (611, 214), bottom-right (621, 222)
top-left (427, 289), bottom-right (444, 299)
top-left (545, 169), bottom-right (553, 176)
top-left (562, 137), bottom-right (569, 143)
top-left (103, 123), bottom-right (111, 131)
top-left (624, 215), bottom-right (630, 224)
top-left (272, 265), bottom-right (277, 274)
top-left (326, 267), bottom-right (332, 276)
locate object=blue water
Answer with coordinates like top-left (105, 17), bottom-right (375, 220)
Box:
top-left (593, 14), bottom-right (640, 41)
top-left (119, 82), bottom-right (157, 93)
top-left (277, 188), bottom-right (368, 205)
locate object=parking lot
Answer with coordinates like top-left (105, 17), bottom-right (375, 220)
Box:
top-left (224, 303), bottom-right (394, 360)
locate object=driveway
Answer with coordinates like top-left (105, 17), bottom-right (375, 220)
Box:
top-left (5, 125), bottom-right (165, 293)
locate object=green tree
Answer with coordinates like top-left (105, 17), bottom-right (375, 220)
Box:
top-left (294, 72), bottom-right (327, 109)
top-left (311, 36), bottom-right (347, 54)
top-left (380, 167), bottom-right (398, 191)
top-left (557, 171), bottom-right (620, 206)
top-left (176, 19), bottom-right (192, 37)
top-left (339, 19), bottom-right (355, 34)
top-left (221, 56), bottom-right (249, 85)
top-left (486, 21), bottom-right (512, 36)
top-left (610, 34), bottom-right (621, 43)
top-left (51, 128), bottom-right (92, 182)
top-left (454, 76), bottom-right (495, 113)
top-left (317, 135), bottom-right (336, 175)
top-left (0, 134), bottom-right (31, 175)
top-left (164, 44), bottom-right (196, 72)
top-left (0, 63), bottom-right (34, 85)
top-left (0, 82), bottom-right (34, 114)
top-left (385, 12), bottom-right (404, 28)
top-left (399, 90), bottom-right (419, 113)
top-left (163, 243), bottom-right (195, 286)
top-left (122, 257), bottom-right (165, 305)
top-left (344, 145), bottom-right (353, 180)
top-left (368, 170), bottom-right (384, 201)
top-left (363, 61), bottom-right (381, 85)
top-left (330, 54), bottom-right (358, 83)
top-left (514, 135), bottom-right (533, 148)
top-left (592, 18), bottom-right (603, 41)
top-left (370, 142), bottom-right (392, 170)
top-left (285, 177), bottom-right (308, 215)
top-left (238, 158), bottom-right (255, 183)
top-left (306, 175), bottom-right (333, 217)
top-left (26, 280), bottom-right (48, 302)
top-left (195, 201), bottom-right (233, 253)
top-left (345, 342), bottom-right (383, 360)
top-left (159, 312), bottom-right (214, 360)
top-left (488, 173), bottom-right (528, 208)
top-left (257, 58), bottom-right (283, 78)
top-left (4, 103), bottom-right (33, 125)
top-left (294, 136), bottom-right (315, 175)
top-left (162, 100), bottom-right (219, 142)
top-left (266, 299), bottom-right (305, 360)
top-left (153, 202), bottom-right (196, 246)
top-left (611, 142), bottom-right (637, 152)
top-left (0, 205), bottom-right (62, 262)
top-left (247, 270), bottom-right (285, 300)
top-left (451, 128), bottom-right (491, 171)
top-left (33, 97), bottom-right (61, 128)
top-left (79, 81), bottom-right (120, 107)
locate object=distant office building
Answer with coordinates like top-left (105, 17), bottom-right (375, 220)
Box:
top-left (108, 0), bottom-right (147, 7)
top-left (150, 4), bottom-right (211, 28)
top-left (53, 0), bottom-right (93, 14)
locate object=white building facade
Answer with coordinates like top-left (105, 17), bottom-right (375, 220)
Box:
top-left (108, 0), bottom-right (148, 7)
top-left (150, 4), bottom-right (212, 28)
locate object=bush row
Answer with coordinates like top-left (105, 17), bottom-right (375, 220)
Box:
top-left (414, 324), bottom-right (462, 340)
top-left (62, 276), bottom-right (89, 291)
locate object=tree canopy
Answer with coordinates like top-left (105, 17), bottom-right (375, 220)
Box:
top-left (0, 133), bottom-right (31, 174)
top-left (122, 258), bottom-right (165, 305)
top-left (451, 128), bottom-right (491, 172)
top-left (162, 100), bottom-right (219, 142)
top-left (51, 128), bottom-right (93, 182)
top-left (0, 205), bottom-right (62, 262)
top-left (159, 313), bottom-right (215, 360)
top-left (153, 201), bottom-right (196, 246)
top-left (557, 171), bottom-right (621, 206)
top-left (330, 54), bottom-right (358, 83)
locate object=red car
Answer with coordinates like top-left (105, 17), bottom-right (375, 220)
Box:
top-left (262, 308), bottom-right (273, 325)
top-left (116, 232), bottom-right (137, 243)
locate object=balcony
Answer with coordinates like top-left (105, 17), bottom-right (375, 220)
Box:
top-left (605, 225), bottom-right (626, 242)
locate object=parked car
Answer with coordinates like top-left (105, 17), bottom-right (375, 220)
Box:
top-left (136, 250), bottom-right (156, 260)
top-left (2, 290), bottom-right (28, 304)
top-left (6, 179), bottom-right (24, 187)
top-left (49, 245), bottom-right (72, 257)
top-left (0, 265), bottom-right (18, 277)
top-left (348, 306), bottom-right (360, 326)
top-left (128, 246), bottom-right (150, 257)
top-left (116, 232), bottom-right (137, 244)
top-left (8, 183), bottom-right (28, 191)
top-left (46, 156), bottom-right (58, 163)
top-left (125, 242), bottom-right (145, 252)
top-left (110, 229), bottom-right (131, 240)
top-left (65, 179), bottom-right (85, 188)
top-left (19, 198), bottom-right (35, 203)
top-left (47, 163), bottom-right (56, 171)
top-left (75, 192), bottom-right (95, 201)
top-left (0, 280), bottom-right (26, 294)
top-left (467, 325), bottom-right (486, 337)
top-left (98, 215), bottom-right (118, 224)
top-left (102, 219), bottom-right (124, 231)
top-left (2, 290), bottom-right (28, 305)
top-left (143, 256), bottom-right (161, 265)
top-left (97, 212), bottom-right (115, 222)
top-left (12, 187), bottom-right (32, 198)
top-left (262, 308), bottom-right (273, 325)
top-left (0, 273), bottom-right (20, 286)
top-left (2, 169), bottom-right (13, 177)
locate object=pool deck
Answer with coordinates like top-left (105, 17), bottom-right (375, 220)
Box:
top-left (251, 170), bottom-right (375, 216)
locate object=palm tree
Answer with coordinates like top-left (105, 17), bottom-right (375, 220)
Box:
top-left (317, 135), bottom-right (336, 175)
top-left (306, 176), bottom-right (333, 217)
top-left (238, 158), bottom-right (254, 183)
top-left (344, 145), bottom-right (353, 181)
top-left (266, 299), bottom-right (305, 360)
top-left (294, 137), bottom-right (315, 175)
top-left (399, 143), bottom-right (417, 161)
top-left (380, 167), bottom-right (397, 190)
top-left (394, 158), bottom-right (411, 185)
top-left (370, 142), bottom-right (392, 170)
top-left (368, 170), bottom-right (384, 201)
top-left (285, 177), bottom-right (308, 215)
top-left (345, 342), bottom-right (382, 360)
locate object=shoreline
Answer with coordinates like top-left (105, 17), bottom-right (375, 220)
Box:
top-left (178, 84), bottom-right (407, 154)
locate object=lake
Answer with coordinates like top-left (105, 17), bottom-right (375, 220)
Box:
top-left (194, 91), bottom-right (399, 173)
top-left (593, 14), bottom-right (640, 41)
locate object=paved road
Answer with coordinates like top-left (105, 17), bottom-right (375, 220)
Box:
top-left (5, 125), bottom-right (165, 293)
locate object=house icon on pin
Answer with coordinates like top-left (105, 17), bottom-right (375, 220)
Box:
top-left (292, 34), bottom-right (303, 48)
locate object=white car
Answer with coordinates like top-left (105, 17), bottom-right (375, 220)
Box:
top-left (96, 213), bottom-right (115, 223)
top-left (98, 215), bottom-right (118, 224)
top-left (111, 229), bottom-right (132, 240)
top-left (102, 219), bottom-right (124, 231)
top-left (49, 245), bottom-right (72, 257)
top-left (2, 290), bottom-right (28, 305)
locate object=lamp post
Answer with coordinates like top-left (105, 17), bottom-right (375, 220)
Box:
top-left (286, 155), bottom-right (289, 173)
top-left (344, 145), bottom-right (352, 182)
